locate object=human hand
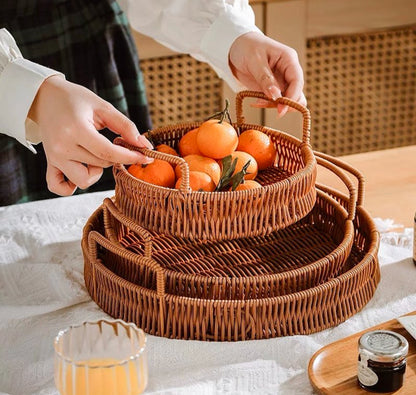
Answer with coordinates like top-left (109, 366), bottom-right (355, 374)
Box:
top-left (228, 31), bottom-right (307, 117)
top-left (28, 76), bottom-right (153, 196)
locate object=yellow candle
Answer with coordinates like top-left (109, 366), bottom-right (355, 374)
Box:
top-left (56, 358), bottom-right (147, 395)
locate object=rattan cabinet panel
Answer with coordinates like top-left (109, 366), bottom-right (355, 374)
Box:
top-left (140, 55), bottom-right (223, 129)
top-left (306, 25), bottom-right (416, 156)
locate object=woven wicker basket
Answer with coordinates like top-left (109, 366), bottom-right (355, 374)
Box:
top-left (82, 157), bottom-right (379, 341)
top-left (101, 155), bottom-right (357, 300)
top-left (113, 91), bottom-right (317, 241)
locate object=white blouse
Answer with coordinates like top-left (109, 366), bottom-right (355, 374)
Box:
top-left (0, 0), bottom-right (260, 151)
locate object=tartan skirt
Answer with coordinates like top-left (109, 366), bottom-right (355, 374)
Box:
top-left (0, 0), bottom-right (152, 205)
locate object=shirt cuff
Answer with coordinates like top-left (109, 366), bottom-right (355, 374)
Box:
top-left (200, 6), bottom-right (262, 91)
top-left (0, 58), bottom-right (63, 153)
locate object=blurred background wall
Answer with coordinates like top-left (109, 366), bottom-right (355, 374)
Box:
top-left (132, 0), bottom-right (416, 156)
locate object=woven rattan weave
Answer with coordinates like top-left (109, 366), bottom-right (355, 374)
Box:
top-left (82, 155), bottom-right (379, 341)
top-left (306, 25), bottom-right (416, 155)
top-left (113, 91), bottom-right (317, 241)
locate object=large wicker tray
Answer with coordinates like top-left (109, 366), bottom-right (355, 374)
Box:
top-left (82, 159), bottom-right (379, 341)
top-left (113, 91), bottom-right (317, 241)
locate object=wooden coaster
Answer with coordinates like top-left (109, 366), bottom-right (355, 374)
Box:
top-left (308, 311), bottom-right (416, 394)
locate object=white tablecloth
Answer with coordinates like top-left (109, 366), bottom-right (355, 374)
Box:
top-left (0, 191), bottom-right (414, 395)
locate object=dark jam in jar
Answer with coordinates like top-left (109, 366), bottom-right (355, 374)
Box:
top-left (358, 330), bottom-right (408, 392)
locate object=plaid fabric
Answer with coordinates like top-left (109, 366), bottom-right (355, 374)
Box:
top-left (0, 0), bottom-right (152, 206)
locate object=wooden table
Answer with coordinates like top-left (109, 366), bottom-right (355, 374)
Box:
top-left (317, 145), bottom-right (416, 228)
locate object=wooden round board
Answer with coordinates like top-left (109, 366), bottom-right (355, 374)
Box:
top-left (308, 311), bottom-right (416, 394)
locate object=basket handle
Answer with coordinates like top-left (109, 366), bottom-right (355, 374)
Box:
top-left (103, 198), bottom-right (153, 258)
top-left (235, 91), bottom-right (311, 145)
top-left (316, 156), bottom-right (357, 221)
top-left (314, 151), bottom-right (365, 207)
top-left (113, 137), bottom-right (191, 193)
top-left (88, 230), bottom-right (166, 297)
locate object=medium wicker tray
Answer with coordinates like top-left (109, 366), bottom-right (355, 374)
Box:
top-left (100, 155), bottom-right (358, 300)
top-left (82, 158), bottom-right (379, 341)
top-left (113, 91), bottom-right (317, 241)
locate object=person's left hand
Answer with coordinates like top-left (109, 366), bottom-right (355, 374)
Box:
top-left (28, 76), bottom-right (153, 196)
top-left (228, 31), bottom-right (307, 117)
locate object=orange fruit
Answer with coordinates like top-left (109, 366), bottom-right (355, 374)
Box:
top-left (128, 159), bottom-right (176, 188)
top-left (156, 144), bottom-right (179, 170)
top-left (237, 129), bottom-right (277, 170)
top-left (175, 171), bottom-right (216, 192)
top-left (175, 154), bottom-right (221, 186)
top-left (230, 151), bottom-right (258, 180)
top-left (197, 119), bottom-right (238, 159)
top-left (156, 144), bottom-right (179, 157)
top-left (178, 128), bottom-right (202, 157)
top-left (235, 180), bottom-right (262, 191)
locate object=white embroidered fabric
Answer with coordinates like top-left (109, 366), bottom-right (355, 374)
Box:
top-left (0, 191), bottom-right (414, 395)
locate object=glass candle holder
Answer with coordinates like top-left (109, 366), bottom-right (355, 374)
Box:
top-left (54, 319), bottom-right (147, 395)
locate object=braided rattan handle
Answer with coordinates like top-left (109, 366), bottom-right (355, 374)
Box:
top-left (103, 198), bottom-right (153, 258)
top-left (316, 156), bottom-right (357, 221)
top-left (314, 151), bottom-right (365, 207)
top-left (113, 137), bottom-right (190, 193)
top-left (88, 230), bottom-right (166, 297)
top-left (235, 91), bottom-right (311, 145)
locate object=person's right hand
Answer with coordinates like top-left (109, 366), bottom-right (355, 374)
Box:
top-left (28, 75), bottom-right (153, 196)
top-left (229, 32), bottom-right (307, 117)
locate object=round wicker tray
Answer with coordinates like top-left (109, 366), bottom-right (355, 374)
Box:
top-left (82, 158), bottom-right (379, 341)
top-left (113, 91), bottom-right (317, 241)
top-left (100, 155), bottom-right (358, 300)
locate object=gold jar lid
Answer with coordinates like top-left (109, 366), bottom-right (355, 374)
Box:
top-left (359, 330), bottom-right (408, 363)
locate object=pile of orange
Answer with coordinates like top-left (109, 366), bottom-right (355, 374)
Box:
top-left (128, 111), bottom-right (277, 192)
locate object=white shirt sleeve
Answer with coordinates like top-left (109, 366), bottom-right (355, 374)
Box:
top-left (121, 0), bottom-right (262, 91)
top-left (0, 2), bottom-right (260, 151)
top-left (0, 28), bottom-right (63, 153)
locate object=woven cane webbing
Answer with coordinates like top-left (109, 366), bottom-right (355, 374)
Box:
top-left (306, 25), bottom-right (416, 155)
top-left (140, 54), bottom-right (223, 128)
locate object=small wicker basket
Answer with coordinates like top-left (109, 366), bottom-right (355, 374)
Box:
top-left (113, 91), bottom-right (317, 241)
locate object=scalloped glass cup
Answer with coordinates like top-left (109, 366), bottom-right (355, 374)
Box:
top-left (54, 319), bottom-right (147, 395)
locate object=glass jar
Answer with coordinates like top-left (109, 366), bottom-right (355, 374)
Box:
top-left (358, 330), bottom-right (408, 392)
